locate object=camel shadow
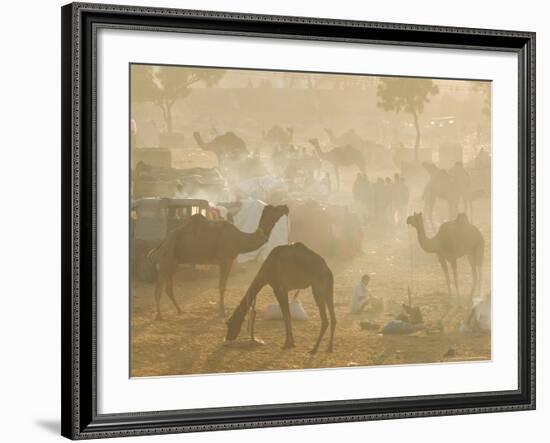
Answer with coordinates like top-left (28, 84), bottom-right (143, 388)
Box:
top-left (203, 335), bottom-right (285, 373)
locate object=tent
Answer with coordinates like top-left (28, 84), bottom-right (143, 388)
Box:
top-left (233, 199), bottom-right (289, 263)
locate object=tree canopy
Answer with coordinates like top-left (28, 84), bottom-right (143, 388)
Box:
top-left (377, 77), bottom-right (439, 160)
top-left (131, 65), bottom-right (225, 133)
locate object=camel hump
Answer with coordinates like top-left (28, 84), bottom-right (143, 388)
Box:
top-left (190, 213), bottom-right (207, 222)
top-left (185, 213), bottom-right (210, 230)
top-left (290, 242), bottom-right (329, 268)
top-left (291, 241), bottom-right (310, 251)
top-left (456, 212), bottom-right (470, 225)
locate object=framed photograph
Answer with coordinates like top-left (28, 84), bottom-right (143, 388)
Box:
top-left (61, 2), bottom-right (535, 439)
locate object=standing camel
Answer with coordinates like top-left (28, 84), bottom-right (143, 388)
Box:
top-left (324, 128), bottom-right (365, 150)
top-left (325, 128), bottom-right (388, 166)
top-left (226, 242), bottom-right (336, 354)
top-left (193, 131), bottom-right (248, 165)
top-left (406, 212), bottom-right (484, 300)
top-left (150, 204), bottom-right (289, 319)
top-left (309, 138), bottom-right (365, 190)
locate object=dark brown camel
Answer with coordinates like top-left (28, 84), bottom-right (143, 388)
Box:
top-left (193, 131), bottom-right (248, 165)
top-left (406, 212), bottom-right (484, 300)
top-left (309, 138), bottom-right (365, 190)
top-left (150, 204), bottom-right (289, 319)
top-left (226, 242), bottom-right (336, 354)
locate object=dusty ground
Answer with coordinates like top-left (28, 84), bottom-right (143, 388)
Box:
top-left (130, 195), bottom-right (491, 377)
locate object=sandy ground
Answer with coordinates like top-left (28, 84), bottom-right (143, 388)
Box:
top-left (130, 196), bottom-right (491, 377)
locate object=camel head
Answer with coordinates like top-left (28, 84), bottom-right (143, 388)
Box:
top-left (225, 305), bottom-right (246, 342)
top-left (258, 204), bottom-right (289, 237)
top-left (406, 212), bottom-right (424, 229)
top-left (225, 285), bottom-right (263, 342)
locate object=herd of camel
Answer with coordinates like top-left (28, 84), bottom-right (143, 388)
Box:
top-left (140, 125), bottom-right (489, 353)
top-left (148, 202), bottom-right (485, 355)
top-left (193, 126), bottom-right (368, 190)
top-left (192, 126), bottom-right (486, 220)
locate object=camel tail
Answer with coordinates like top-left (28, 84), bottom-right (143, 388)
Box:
top-left (146, 245), bottom-right (160, 263)
top-left (146, 223), bottom-right (185, 264)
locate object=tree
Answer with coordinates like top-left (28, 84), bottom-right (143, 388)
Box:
top-left (131, 65), bottom-right (225, 134)
top-left (377, 77), bottom-right (439, 161)
top-left (471, 82), bottom-right (491, 117)
top-left (470, 82), bottom-right (491, 144)
top-left (130, 65), bottom-right (157, 104)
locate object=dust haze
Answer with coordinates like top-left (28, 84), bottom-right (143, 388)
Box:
top-left (130, 64), bottom-right (491, 377)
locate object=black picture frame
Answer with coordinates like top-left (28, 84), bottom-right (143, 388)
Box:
top-left (61, 2), bottom-right (536, 439)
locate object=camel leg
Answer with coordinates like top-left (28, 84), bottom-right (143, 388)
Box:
top-left (246, 276), bottom-right (270, 340)
top-left (153, 274), bottom-right (165, 320)
top-left (218, 260), bottom-right (234, 315)
top-left (153, 259), bottom-right (173, 320)
top-left (477, 247), bottom-right (484, 300)
top-left (334, 166), bottom-right (340, 191)
top-left (310, 285), bottom-right (330, 354)
top-left (164, 265), bottom-right (182, 315)
top-left (437, 256), bottom-right (451, 297)
top-left (467, 254), bottom-right (478, 301)
top-left (277, 289), bottom-right (295, 349)
top-left (478, 263), bottom-right (483, 300)
top-left (248, 298), bottom-right (257, 340)
top-left (326, 286), bottom-right (337, 353)
top-left (450, 259), bottom-right (460, 298)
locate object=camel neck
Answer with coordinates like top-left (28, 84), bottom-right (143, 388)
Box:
top-left (237, 228), bottom-right (270, 254)
top-left (415, 222), bottom-right (439, 253)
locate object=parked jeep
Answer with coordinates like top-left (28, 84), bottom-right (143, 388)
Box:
top-left (131, 197), bottom-right (209, 281)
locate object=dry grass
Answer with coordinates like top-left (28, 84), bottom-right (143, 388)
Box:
top-left (130, 216), bottom-right (491, 377)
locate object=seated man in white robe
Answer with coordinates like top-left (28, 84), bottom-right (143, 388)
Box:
top-left (350, 274), bottom-right (371, 314)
